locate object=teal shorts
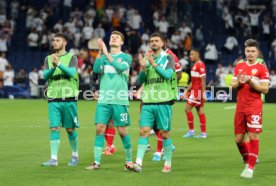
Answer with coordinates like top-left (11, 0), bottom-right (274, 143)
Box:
top-left (140, 104), bottom-right (172, 131)
top-left (48, 102), bottom-right (79, 129)
top-left (95, 103), bottom-right (130, 127)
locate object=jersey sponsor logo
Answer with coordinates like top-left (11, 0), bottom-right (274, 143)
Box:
top-left (145, 77), bottom-right (164, 84)
top-left (251, 69), bottom-right (258, 75)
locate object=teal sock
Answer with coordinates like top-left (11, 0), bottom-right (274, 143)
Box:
top-left (163, 138), bottom-right (172, 167)
top-left (122, 134), bottom-right (132, 163)
top-left (94, 134), bottom-right (104, 165)
top-left (50, 130), bottom-right (60, 160)
top-left (135, 137), bottom-right (149, 166)
top-left (68, 130), bottom-right (78, 157)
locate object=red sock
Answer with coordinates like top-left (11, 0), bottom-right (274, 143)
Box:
top-left (248, 140), bottom-right (259, 170)
top-left (156, 131), bottom-right (163, 153)
top-left (237, 142), bottom-right (250, 164)
top-left (105, 127), bottom-right (116, 148)
top-left (199, 113), bottom-right (206, 133)
top-left (186, 111), bottom-right (194, 130)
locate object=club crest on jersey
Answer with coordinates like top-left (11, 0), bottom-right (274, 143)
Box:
top-left (251, 69), bottom-right (258, 75)
top-left (117, 58), bottom-right (122, 63)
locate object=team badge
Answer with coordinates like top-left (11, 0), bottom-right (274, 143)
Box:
top-left (117, 58), bottom-right (122, 63)
top-left (251, 69), bottom-right (258, 75)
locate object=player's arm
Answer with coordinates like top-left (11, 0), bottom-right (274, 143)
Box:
top-left (230, 65), bottom-right (240, 89)
top-left (89, 72), bottom-right (99, 92)
top-left (138, 70), bottom-right (146, 84)
top-left (110, 55), bottom-right (131, 72)
top-left (151, 55), bottom-right (174, 80)
top-left (230, 76), bottom-right (240, 89)
top-left (248, 80), bottom-right (269, 94)
top-left (43, 57), bottom-right (55, 80)
top-left (245, 67), bottom-right (270, 94)
top-left (201, 75), bottom-right (206, 100)
top-left (93, 53), bottom-right (104, 73)
top-left (57, 55), bottom-right (78, 78)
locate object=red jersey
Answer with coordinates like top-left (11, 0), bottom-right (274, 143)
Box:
top-left (191, 61), bottom-right (206, 92)
top-left (233, 61), bottom-right (269, 112)
top-left (165, 48), bottom-right (182, 72)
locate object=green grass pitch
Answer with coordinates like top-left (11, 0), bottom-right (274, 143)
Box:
top-left (0, 100), bottom-right (275, 186)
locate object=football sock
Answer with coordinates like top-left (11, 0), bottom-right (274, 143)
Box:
top-left (248, 139), bottom-right (259, 170)
top-left (121, 134), bottom-right (132, 163)
top-left (68, 130), bottom-right (78, 157)
top-left (186, 111), bottom-right (194, 130)
top-left (94, 134), bottom-right (104, 165)
top-left (50, 130), bottom-right (60, 160)
top-left (199, 113), bottom-right (206, 133)
top-left (135, 137), bottom-right (149, 166)
top-left (105, 127), bottom-right (116, 148)
top-left (237, 142), bottom-right (250, 164)
top-left (156, 131), bottom-right (163, 153)
top-left (163, 138), bottom-right (172, 167)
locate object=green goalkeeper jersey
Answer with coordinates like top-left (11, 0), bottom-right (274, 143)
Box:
top-left (93, 52), bottom-right (132, 105)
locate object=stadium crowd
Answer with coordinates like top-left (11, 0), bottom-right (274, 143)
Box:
top-left (1, 0), bottom-right (276, 97)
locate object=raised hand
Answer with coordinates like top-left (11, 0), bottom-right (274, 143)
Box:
top-left (138, 53), bottom-right (146, 70)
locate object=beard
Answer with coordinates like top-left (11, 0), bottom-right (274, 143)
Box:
top-left (52, 44), bottom-right (63, 52)
top-left (151, 46), bottom-right (159, 52)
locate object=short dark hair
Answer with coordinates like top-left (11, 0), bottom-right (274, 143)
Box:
top-left (111, 31), bottom-right (124, 42)
top-left (244, 39), bottom-right (259, 49)
top-left (54, 33), bottom-right (68, 41)
top-left (191, 48), bottom-right (201, 57)
top-left (150, 32), bottom-right (164, 40)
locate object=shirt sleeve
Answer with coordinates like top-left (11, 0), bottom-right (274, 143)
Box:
top-left (93, 56), bottom-right (103, 73)
top-left (44, 57), bottom-right (49, 69)
top-left (166, 55), bottom-right (175, 70)
top-left (198, 63), bottom-right (206, 77)
top-left (259, 65), bottom-right (270, 82)
top-left (111, 54), bottom-right (132, 72)
top-left (69, 55), bottom-right (78, 68)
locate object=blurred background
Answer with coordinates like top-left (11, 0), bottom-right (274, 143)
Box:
top-left (0, 0), bottom-right (276, 99)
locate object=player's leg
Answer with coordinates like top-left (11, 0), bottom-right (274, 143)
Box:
top-left (234, 112), bottom-right (249, 164)
top-left (183, 102), bottom-right (195, 137)
top-left (63, 102), bottom-right (79, 166)
top-left (103, 119), bottom-right (116, 155)
top-left (133, 105), bottom-right (154, 172)
top-left (86, 104), bottom-right (111, 170)
top-left (194, 105), bottom-right (207, 138)
top-left (42, 102), bottom-right (61, 166)
top-left (152, 125), bottom-right (163, 161)
top-left (157, 104), bottom-right (173, 172)
top-left (241, 113), bottom-right (262, 178)
top-left (112, 105), bottom-right (133, 169)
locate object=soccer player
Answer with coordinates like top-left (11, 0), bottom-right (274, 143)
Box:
top-left (151, 35), bottom-right (181, 161)
top-left (231, 39), bottom-right (269, 179)
top-left (90, 72), bottom-right (117, 155)
top-left (86, 31), bottom-right (133, 170)
top-left (41, 33), bottom-right (79, 167)
top-left (181, 49), bottom-right (207, 138)
top-left (132, 32), bottom-right (177, 173)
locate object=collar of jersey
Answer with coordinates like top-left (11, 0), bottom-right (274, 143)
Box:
top-left (245, 60), bottom-right (258, 66)
top-left (57, 52), bottom-right (68, 57)
top-left (110, 52), bottom-right (123, 56)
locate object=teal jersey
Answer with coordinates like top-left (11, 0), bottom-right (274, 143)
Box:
top-left (93, 52), bottom-right (132, 105)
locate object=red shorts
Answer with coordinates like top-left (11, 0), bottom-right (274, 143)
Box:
top-left (234, 111), bottom-right (263, 134)
top-left (186, 93), bottom-right (204, 107)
